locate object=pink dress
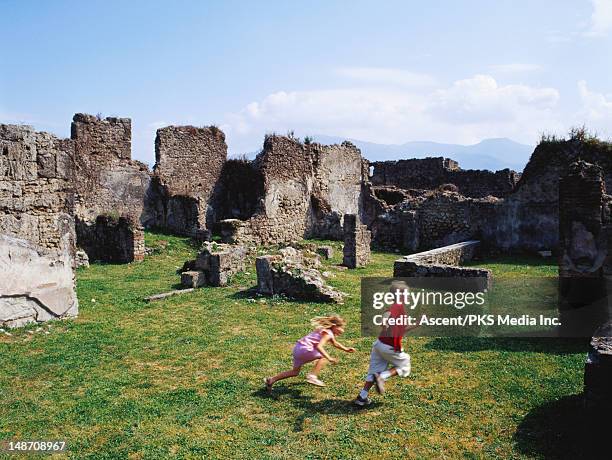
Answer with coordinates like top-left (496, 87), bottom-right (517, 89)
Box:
top-left (292, 328), bottom-right (335, 368)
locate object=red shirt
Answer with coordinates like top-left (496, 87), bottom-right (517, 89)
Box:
top-left (378, 303), bottom-right (406, 351)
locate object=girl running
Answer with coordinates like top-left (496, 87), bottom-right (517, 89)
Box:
top-left (264, 315), bottom-right (355, 391)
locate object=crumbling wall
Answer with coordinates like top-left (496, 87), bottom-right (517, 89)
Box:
top-left (371, 157), bottom-right (519, 198)
top-left (558, 160), bottom-right (609, 278)
top-left (481, 138), bottom-right (612, 252)
top-left (556, 160), bottom-right (612, 337)
top-left (72, 113), bottom-right (152, 225)
top-left (365, 139), bottom-right (612, 254)
top-left (218, 137), bottom-right (365, 244)
top-left (71, 113), bottom-right (151, 262)
top-left (310, 143), bottom-right (367, 239)
top-left (362, 183), bottom-right (498, 252)
top-left (415, 192), bottom-right (498, 249)
top-left (152, 126), bottom-right (227, 237)
top-left (0, 124), bottom-right (78, 327)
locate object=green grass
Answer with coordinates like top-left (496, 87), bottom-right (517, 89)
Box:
top-left (0, 234), bottom-right (588, 459)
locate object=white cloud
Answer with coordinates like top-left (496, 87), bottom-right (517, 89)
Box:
top-left (428, 75), bottom-right (559, 124)
top-left (334, 67), bottom-right (437, 87)
top-left (576, 80), bottom-right (612, 138)
top-left (223, 74), bottom-right (563, 153)
top-left (585, 0), bottom-right (612, 37)
top-left (488, 63), bottom-right (543, 74)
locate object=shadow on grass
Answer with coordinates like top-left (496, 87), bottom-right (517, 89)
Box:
top-left (252, 385), bottom-right (378, 432)
top-left (231, 286), bottom-right (259, 299)
top-left (424, 337), bottom-right (588, 355)
top-left (513, 393), bottom-right (607, 459)
top-left (230, 287), bottom-right (320, 305)
top-left (464, 254), bottom-right (556, 268)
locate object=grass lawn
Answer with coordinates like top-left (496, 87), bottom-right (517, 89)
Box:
top-left (0, 233), bottom-right (588, 459)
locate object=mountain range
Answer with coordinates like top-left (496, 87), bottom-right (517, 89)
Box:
top-left (312, 135), bottom-right (535, 172)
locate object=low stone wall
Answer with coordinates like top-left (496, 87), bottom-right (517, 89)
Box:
top-left (76, 215), bottom-right (145, 263)
top-left (393, 240), bottom-right (491, 285)
top-left (0, 235), bottom-right (78, 328)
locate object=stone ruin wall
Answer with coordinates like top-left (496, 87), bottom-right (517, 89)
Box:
top-left (72, 114), bottom-right (152, 225)
top-left (71, 114), bottom-right (149, 262)
top-left (10, 111), bottom-right (612, 305)
top-left (223, 135), bottom-right (315, 244)
top-left (152, 126), bottom-right (227, 238)
top-left (554, 160), bottom-right (612, 411)
top-left (481, 139), bottom-right (612, 253)
top-left (558, 160), bottom-right (611, 278)
top-left (310, 143), bottom-right (367, 239)
top-left (366, 139), bottom-right (612, 255)
top-left (371, 157), bottom-right (519, 198)
top-left (0, 124), bottom-right (78, 327)
top-left (363, 183), bottom-right (498, 252)
top-left (0, 125), bottom-right (75, 252)
top-left (218, 137), bottom-right (366, 245)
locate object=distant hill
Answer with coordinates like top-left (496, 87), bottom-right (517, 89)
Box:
top-left (312, 135), bottom-right (534, 172)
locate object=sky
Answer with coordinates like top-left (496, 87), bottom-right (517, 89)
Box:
top-left (1, 0), bottom-right (612, 165)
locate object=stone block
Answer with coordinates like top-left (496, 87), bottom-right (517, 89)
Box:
top-left (256, 251), bottom-right (343, 303)
top-left (181, 270), bottom-right (207, 288)
top-left (0, 235), bottom-right (78, 328)
top-left (343, 213), bottom-right (371, 268)
top-left (183, 242), bottom-right (248, 288)
top-left (256, 255), bottom-right (278, 295)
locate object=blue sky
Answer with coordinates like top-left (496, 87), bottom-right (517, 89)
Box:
top-left (1, 0), bottom-right (611, 164)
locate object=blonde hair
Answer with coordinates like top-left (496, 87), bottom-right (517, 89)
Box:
top-left (310, 315), bottom-right (346, 330)
top-left (390, 280), bottom-right (409, 293)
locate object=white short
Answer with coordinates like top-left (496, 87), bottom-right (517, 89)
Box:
top-left (366, 339), bottom-right (411, 380)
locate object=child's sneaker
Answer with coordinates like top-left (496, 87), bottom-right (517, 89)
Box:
top-left (305, 374), bottom-right (326, 387)
top-left (354, 395), bottom-right (372, 407)
top-left (373, 373), bottom-right (385, 394)
top-left (263, 377), bottom-right (273, 394)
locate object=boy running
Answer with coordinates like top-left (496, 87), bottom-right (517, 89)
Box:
top-left (355, 281), bottom-right (418, 407)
